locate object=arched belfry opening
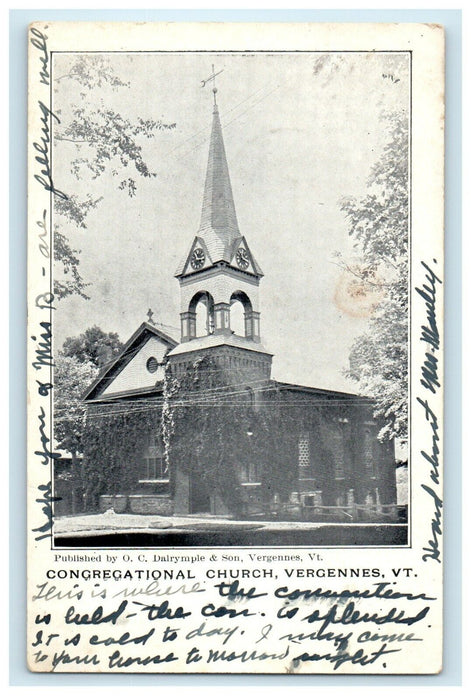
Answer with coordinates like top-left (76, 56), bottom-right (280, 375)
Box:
top-left (230, 295), bottom-right (246, 337)
top-left (181, 291), bottom-right (215, 342)
top-left (230, 291), bottom-right (260, 341)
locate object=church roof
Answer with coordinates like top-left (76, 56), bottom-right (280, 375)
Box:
top-left (175, 101), bottom-right (263, 277)
top-left (167, 332), bottom-right (272, 358)
top-left (272, 380), bottom-right (369, 401)
top-left (82, 322), bottom-right (177, 401)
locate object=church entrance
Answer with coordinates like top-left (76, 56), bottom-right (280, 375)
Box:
top-left (189, 468), bottom-right (211, 514)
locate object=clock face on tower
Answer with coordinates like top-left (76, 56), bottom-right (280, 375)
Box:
top-left (190, 247), bottom-right (205, 270)
top-left (236, 247), bottom-right (250, 270)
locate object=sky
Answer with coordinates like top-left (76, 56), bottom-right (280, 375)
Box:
top-left (52, 50), bottom-right (409, 392)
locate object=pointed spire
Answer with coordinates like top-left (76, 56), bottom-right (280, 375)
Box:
top-left (175, 81), bottom-right (263, 278)
top-left (198, 101), bottom-right (240, 245)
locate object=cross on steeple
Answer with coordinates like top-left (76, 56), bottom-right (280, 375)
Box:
top-left (146, 308), bottom-right (155, 325)
top-left (201, 65), bottom-right (223, 106)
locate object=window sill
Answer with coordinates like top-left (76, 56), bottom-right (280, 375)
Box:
top-left (138, 479), bottom-right (169, 484)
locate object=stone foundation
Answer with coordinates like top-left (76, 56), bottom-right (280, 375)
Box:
top-left (99, 495), bottom-right (128, 513)
top-left (128, 495), bottom-right (174, 515)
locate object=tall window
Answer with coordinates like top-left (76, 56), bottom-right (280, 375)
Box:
top-left (364, 427), bottom-right (375, 478)
top-left (241, 463), bottom-right (259, 484)
top-left (141, 432), bottom-right (166, 481)
top-left (298, 433), bottom-right (311, 479)
top-left (333, 426), bottom-right (345, 479)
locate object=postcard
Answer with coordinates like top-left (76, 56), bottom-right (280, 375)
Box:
top-left (27, 21), bottom-right (444, 673)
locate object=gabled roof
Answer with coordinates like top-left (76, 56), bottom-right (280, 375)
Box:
top-left (175, 235), bottom-right (213, 279)
top-left (228, 236), bottom-right (263, 277)
top-left (175, 102), bottom-right (262, 278)
top-left (82, 322), bottom-right (177, 402)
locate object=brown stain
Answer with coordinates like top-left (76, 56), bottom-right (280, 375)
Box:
top-left (334, 266), bottom-right (384, 319)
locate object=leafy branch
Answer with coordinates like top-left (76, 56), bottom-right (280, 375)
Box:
top-left (54, 55), bottom-right (130, 90)
top-left (53, 55), bottom-right (177, 300)
top-left (55, 108), bottom-right (176, 188)
top-left (340, 111), bottom-right (409, 443)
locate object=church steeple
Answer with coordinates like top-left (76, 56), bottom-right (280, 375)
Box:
top-left (175, 88), bottom-right (262, 278)
top-left (168, 79), bottom-right (272, 382)
top-left (198, 100), bottom-right (240, 247)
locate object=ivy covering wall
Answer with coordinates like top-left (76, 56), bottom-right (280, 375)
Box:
top-left (164, 356), bottom-right (302, 515)
top-left (81, 354), bottom-right (393, 514)
top-left (82, 355), bottom-right (303, 513)
top-left (82, 403), bottom-right (162, 510)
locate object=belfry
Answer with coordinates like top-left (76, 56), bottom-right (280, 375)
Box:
top-left (168, 85), bottom-right (272, 382)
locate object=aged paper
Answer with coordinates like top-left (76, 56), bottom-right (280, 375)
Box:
top-left (27, 22), bottom-right (444, 674)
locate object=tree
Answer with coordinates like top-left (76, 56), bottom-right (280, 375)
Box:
top-left (339, 111), bottom-right (408, 443)
top-left (54, 326), bottom-right (123, 510)
top-left (54, 354), bottom-right (99, 509)
top-left (54, 227), bottom-right (91, 300)
top-left (61, 325), bottom-right (123, 368)
top-left (54, 355), bottom-right (99, 459)
top-left (53, 55), bottom-right (176, 299)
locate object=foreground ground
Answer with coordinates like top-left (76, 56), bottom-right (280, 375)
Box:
top-left (53, 511), bottom-right (408, 547)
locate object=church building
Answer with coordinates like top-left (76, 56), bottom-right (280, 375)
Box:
top-left (81, 84), bottom-right (398, 522)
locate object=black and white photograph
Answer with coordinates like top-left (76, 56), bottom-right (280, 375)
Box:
top-left (27, 21), bottom-right (444, 675)
top-left (49, 49), bottom-right (409, 548)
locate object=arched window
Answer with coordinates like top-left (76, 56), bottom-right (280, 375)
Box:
top-left (245, 387), bottom-right (255, 409)
top-left (189, 291), bottom-right (215, 337)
